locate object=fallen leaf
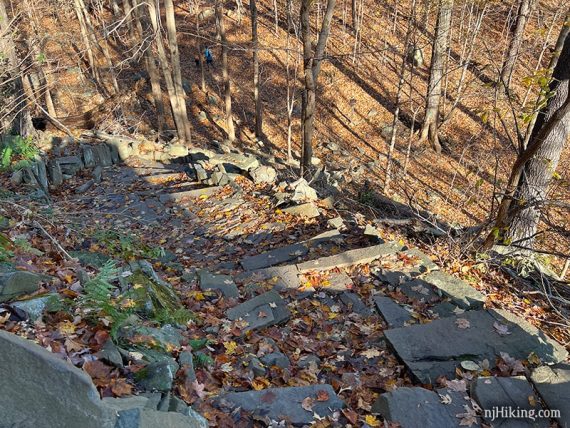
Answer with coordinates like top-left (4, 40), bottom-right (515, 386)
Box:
top-left (455, 318), bottom-right (470, 329)
top-left (493, 322), bottom-right (511, 336)
top-left (110, 378), bottom-right (133, 396)
top-left (316, 389), bottom-right (330, 401)
top-left (361, 348), bottom-right (381, 359)
top-left (365, 415), bottom-right (381, 427)
top-left (302, 396), bottom-right (314, 411)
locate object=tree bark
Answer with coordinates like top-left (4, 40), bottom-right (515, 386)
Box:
top-left (164, 0), bottom-right (192, 143)
top-left (486, 29), bottom-right (570, 248)
top-left (216, 1), bottom-right (235, 142)
top-left (250, 0), bottom-right (263, 138)
top-left (419, 0), bottom-right (452, 153)
top-left (499, 0), bottom-right (532, 89)
top-left (300, 0), bottom-right (336, 177)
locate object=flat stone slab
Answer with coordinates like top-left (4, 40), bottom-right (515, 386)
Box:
top-left (0, 330), bottom-right (115, 428)
top-left (471, 376), bottom-right (547, 428)
top-left (0, 271), bottom-right (42, 302)
top-left (226, 290), bottom-right (290, 332)
top-left (372, 387), bottom-right (477, 428)
top-left (198, 270), bottom-right (239, 298)
top-left (241, 243), bottom-right (309, 271)
top-left (297, 242), bottom-right (403, 272)
top-left (401, 248), bottom-right (439, 274)
top-left (247, 265), bottom-right (301, 290)
top-left (340, 292), bottom-right (373, 316)
top-left (422, 270), bottom-right (485, 309)
top-left (374, 296), bottom-right (413, 328)
top-left (399, 278), bottom-right (439, 302)
top-left (531, 364), bottom-right (570, 428)
top-left (384, 309), bottom-right (568, 384)
top-left (158, 186), bottom-right (221, 203)
top-left (218, 385), bottom-right (344, 425)
top-left (282, 203), bottom-right (320, 218)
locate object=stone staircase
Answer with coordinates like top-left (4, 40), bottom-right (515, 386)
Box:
top-left (4, 143), bottom-right (570, 428)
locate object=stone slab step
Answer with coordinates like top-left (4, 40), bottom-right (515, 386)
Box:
top-left (471, 376), bottom-right (547, 428)
top-left (282, 203), bottom-right (320, 218)
top-left (372, 386), bottom-right (478, 428)
top-left (422, 271), bottom-right (485, 309)
top-left (384, 309), bottom-right (568, 384)
top-left (158, 186), bottom-right (221, 203)
top-left (226, 290), bottom-right (290, 332)
top-left (373, 296), bottom-right (413, 328)
top-left (217, 385), bottom-right (344, 426)
top-left (531, 364), bottom-right (570, 428)
top-left (297, 242), bottom-right (403, 272)
top-left (198, 270), bottom-right (239, 298)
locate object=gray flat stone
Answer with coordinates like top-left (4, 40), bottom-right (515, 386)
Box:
top-left (374, 269), bottom-right (411, 286)
top-left (422, 270), bottom-right (485, 309)
top-left (399, 278), bottom-right (439, 302)
top-left (248, 265), bottom-right (301, 290)
top-left (531, 364), bottom-right (570, 428)
top-left (297, 242), bottom-right (403, 272)
top-left (241, 243), bottom-right (309, 271)
top-left (471, 376), bottom-right (547, 428)
top-left (227, 290), bottom-right (290, 332)
top-left (0, 271), bottom-right (42, 302)
top-left (282, 203), bottom-right (320, 218)
top-left (324, 271), bottom-right (354, 292)
top-left (260, 352), bottom-right (290, 369)
top-left (401, 248), bottom-right (439, 274)
top-left (0, 330), bottom-right (115, 428)
top-left (374, 296), bottom-right (413, 328)
top-left (158, 186), bottom-right (221, 203)
top-left (218, 385), bottom-right (344, 425)
top-left (431, 301), bottom-right (463, 318)
top-left (340, 292), bottom-right (373, 316)
top-left (136, 359), bottom-right (179, 392)
top-left (372, 387), bottom-right (476, 428)
top-left (384, 309), bottom-right (568, 383)
top-left (198, 270), bottom-right (239, 298)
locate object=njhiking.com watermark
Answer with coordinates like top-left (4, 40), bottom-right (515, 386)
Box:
top-left (484, 406), bottom-right (560, 422)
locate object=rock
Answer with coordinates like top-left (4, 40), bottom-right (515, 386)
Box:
top-left (11, 169), bottom-right (24, 185)
top-left (297, 355), bottom-right (321, 369)
top-left (121, 324), bottom-right (184, 353)
top-left (531, 364), bottom-right (570, 428)
top-left (374, 296), bottom-right (413, 327)
top-left (398, 278), bottom-right (438, 301)
top-left (83, 146), bottom-right (96, 167)
top-left (57, 156), bottom-right (84, 175)
top-left (247, 357), bottom-right (266, 377)
top-left (282, 203), bottom-right (320, 218)
top-left (0, 271), bottom-right (42, 303)
top-left (364, 224), bottom-right (383, 242)
top-left (47, 160), bottom-right (63, 186)
top-left (0, 330), bottom-right (115, 428)
top-left (431, 301), bottom-right (463, 318)
top-left (158, 187), bottom-right (221, 203)
top-left (93, 165), bottom-right (103, 183)
top-left (168, 145), bottom-right (189, 158)
top-left (70, 251), bottom-right (111, 268)
top-left (250, 165), bottom-right (277, 184)
top-left (10, 293), bottom-right (60, 321)
top-left (107, 143), bottom-right (121, 164)
top-left (136, 359), bottom-right (179, 392)
top-left (248, 265), bottom-right (301, 290)
top-left (372, 387), bottom-right (475, 428)
top-left (323, 271), bottom-right (353, 292)
top-left (327, 216), bottom-right (344, 229)
top-left (260, 352), bottom-right (290, 369)
top-left (209, 169), bottom-right (230, 186)
top-left (192, 163), bottom-right (208, 182)
top-left (198, 111), bottom-right (208, 121)
top-left (97, 339), bottom-right (124, 368)
top-left (226, 290), bottom-right (290, 332)
top-left (297, 242), bottom-right (403, 272)
top-left (472, 376), bottom-right (547, 428)
top-left (374, 269), bottom-right (411, 286)
top-left (407, 46), bottom-right (424, 67)
top-left (218, 385), bottom-right (344, 426)
top-left (198, 270), bottom-right (239, 298)
top-left (94, 143), bottom-right (114, 167)
top-left (384, 309), bottom-right (568, 383)
top-left (241, 243), bottom-right (309, 271)
top-left (340, 292), bottom-right (373, 316)
top-left (210, 153), bottom-right (259, 172)
top-left (290, 178), bottom-right (318, 202)
top-left (422, 270), bottom-right (485, 309)
top-left (34, 159), bottom-right (49, 189)
top-left (76, 179), bottom-right (95, 194)
top-left (106, 138), bottom-right (140, 161)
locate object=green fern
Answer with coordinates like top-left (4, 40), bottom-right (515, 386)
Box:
top-left (0, 135), bottom-right (38, 171)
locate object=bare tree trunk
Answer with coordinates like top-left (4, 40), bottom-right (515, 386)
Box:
top-left (133, 0), bottom-right (165, 132)
top-left (164, 0), bottom-right (192, 143)
top-left (216, 1), bottom-right (235, 142)
top-left (300, 0), bottom-right (336, 177)
top-left (486, 31), bottom-right (570, 249)
top-left (147, 0), bottom-right (190, 143)
top-left (419, 0), bottom-right (452, 153)
top-left (499, 0), bottom-right (532, 89)
top-left (250, 0), bottom-right (263, 138)
top-left (196, 18), bottom-right (206, 92)
top-left (73, 0), bottom-right (101, 85)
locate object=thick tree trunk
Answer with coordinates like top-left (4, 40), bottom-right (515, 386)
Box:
top-left (250, 0), bottom-right (263, 138)
top-left (147, 0), bottom-right (191, 143)
top-left (499, 0), bottom-right (532, 89)
top-left (486, 31), bottom-right (570, 249)
top-left (419, 0), bottom-right (452, 153)
top-left (300, 0), bottom-right (336, 177)
top-left (164, 0), bottom-right (191, 143)
top-left (216, 1), bottom-right (235, 142)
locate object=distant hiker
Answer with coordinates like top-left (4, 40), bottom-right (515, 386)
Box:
top-left (205, 47), bottom-right (213, 66)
